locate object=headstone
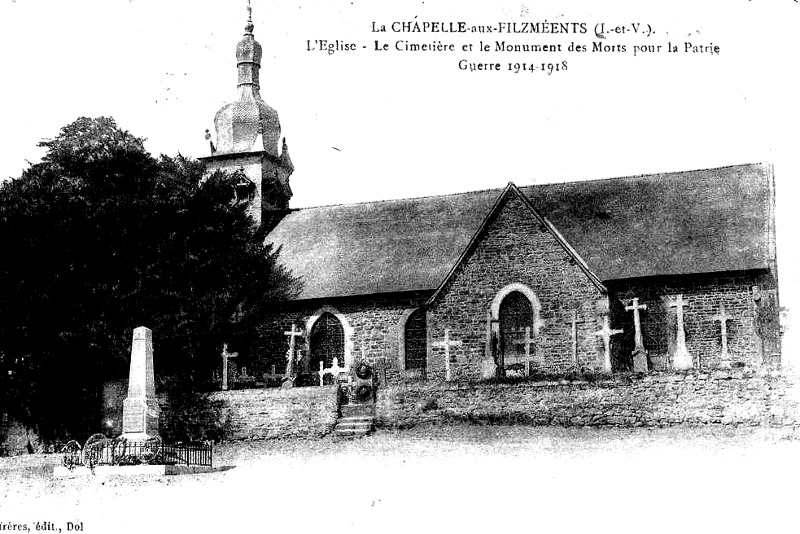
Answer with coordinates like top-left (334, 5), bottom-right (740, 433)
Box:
top-left (625, 298), bottom-right (649, 372)
top-left (668, 294), bottom-right (693, 370)
top-left (594, 316), bottom-right (624, 372)
top-left (122, 327), bottom-right (160, 440)
top-left (282, 323), bottom-right (303, 388)
top-left (433, 329), bottom-right (462, 381)
top-left (220, 343), bottom-right (238, 391)
top-left (713, 306), bottom-right (733, 369)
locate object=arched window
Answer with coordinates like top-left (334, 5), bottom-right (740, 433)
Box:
top-left (499, 291), bottom-right (533, 360)
top-left (310, 312), bottom-right (344, 376)
top-left (404, 308), bottom-right (427, 370)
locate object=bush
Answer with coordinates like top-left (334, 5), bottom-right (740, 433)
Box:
top-left (160, 387), bottom-right (229, 443)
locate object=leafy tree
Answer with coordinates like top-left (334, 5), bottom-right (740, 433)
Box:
top-left (0, 117), bottom-right (298, 443)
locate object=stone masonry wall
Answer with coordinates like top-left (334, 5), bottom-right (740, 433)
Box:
top-left (427, 193), bottom-right (612, 380)
top-left (612, 272), bottom-right (779, 370)
top-left (254, 294), bottom-right (427, 386)
top-left (208, 386), bottom-right (337, 440)
top-left (204, 154), bottom-right (264, 225)
top-left (377, 370), bottom-right (800, 429)
top-left (101, 380), bottom-right (337, 441)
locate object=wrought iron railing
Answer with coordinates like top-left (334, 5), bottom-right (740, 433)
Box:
top-left (61, 434), bottom-right (212, 469)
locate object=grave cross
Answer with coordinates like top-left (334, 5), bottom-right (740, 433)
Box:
top-left (713, 306), bottom-right (733, 368)
top-left (668, 294), bottom-right (693, 370)
top-left (523, 326), bottom-right (537, 375)
top-left (625, 297), bottom-right (648, 353)
top-left (221, 343), bottom-right (238, 391)
top-left (570, 310), bottom-right (584, 366)
top-left (594, 315), bottom-right (624, 372)
top-left (433, 329), bottom-right (462, 381)
top-left (283, 324), bottom-right (304, 382)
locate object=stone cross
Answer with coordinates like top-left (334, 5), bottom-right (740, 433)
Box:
top-left (283, 324), bottom-right (303, 384)
top-left (625, 298), bottom-right (648, 353)
top-left (433, 329), bottom-right (462, 381)
top-left (570, 310), bottom-right (583, 366)
top-left (668, 294), bottom-right (693, 370)
top-left (122, 326), bottom-right (160, 440)
top-left (523, 326), bottom-right (536, 375)
top-left (221, 343), bottom-right (238, 391)
top-left (713, 306), bottom-right (733, 368)
top-left (594, 316), bottom-right (624, 372)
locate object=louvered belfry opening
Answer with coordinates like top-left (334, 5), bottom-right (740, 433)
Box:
top-left (404, 308), bottom-right (427, 370)
top-left (310, 312), bottom-right (344, 383)
top-left (499, 291), bottom-right (533, 359)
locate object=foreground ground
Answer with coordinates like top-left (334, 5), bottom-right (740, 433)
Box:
top-left (1, 424), bottom-right (798, 533)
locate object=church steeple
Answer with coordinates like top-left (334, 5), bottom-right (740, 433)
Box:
top-left (211, 2), bottom-right (282, 157)
top-left (200, 2), bottom-right (294, 229)
top-left (236, 2), bottom-right (261, 92)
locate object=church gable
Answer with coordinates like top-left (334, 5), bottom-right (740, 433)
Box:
top-left (426, 185), bottom-right (617, 381)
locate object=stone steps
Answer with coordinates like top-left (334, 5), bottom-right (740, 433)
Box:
top-left (334, 404), bottom-right (376, 437)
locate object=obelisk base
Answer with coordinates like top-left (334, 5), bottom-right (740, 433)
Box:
top-left (121, 397), bottom-right (161, 441)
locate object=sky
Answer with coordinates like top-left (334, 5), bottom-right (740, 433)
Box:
top-left (0, 0), bottom-right (798, 352)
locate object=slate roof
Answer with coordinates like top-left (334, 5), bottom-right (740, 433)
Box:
top-left (267, 163), bottom-right (773, 301)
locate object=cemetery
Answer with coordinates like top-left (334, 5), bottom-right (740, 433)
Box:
top-left (0, 7), bottom-right (793, 509)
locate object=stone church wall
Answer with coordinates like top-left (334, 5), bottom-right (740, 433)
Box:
top-left (377, 369), bottom-right (800, 429)
top-left (611, 271), bottom-right (779, 370)
top-left (426, 193), bottom-right (611, 380)
top-left (204, 153), bottom-right (264, 224)
top-left (254, 294), bottom-right (428, 385)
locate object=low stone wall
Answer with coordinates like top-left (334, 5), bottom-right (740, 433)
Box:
top-left (377, 370), bottom-right (800, 429)
top-left (210, 386), bottom-right (338, 440)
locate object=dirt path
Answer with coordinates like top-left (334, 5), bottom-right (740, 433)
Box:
top-left (1, 425), bottom-right (798, 534)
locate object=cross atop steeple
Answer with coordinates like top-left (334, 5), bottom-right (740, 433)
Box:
top-left (245, 0), bottom-right (254, 34)
top-left (201, 3), bottom-right (294, 229)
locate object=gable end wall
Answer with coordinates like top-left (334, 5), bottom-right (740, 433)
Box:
top-left (427, 194), bottom-right (610, 380)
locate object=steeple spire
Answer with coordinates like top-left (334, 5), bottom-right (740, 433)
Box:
top-left (202, 2), bottom-right (295, 228)
top-left (237, 0), bottom-right (261, 91)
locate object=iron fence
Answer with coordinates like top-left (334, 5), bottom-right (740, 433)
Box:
top-left (62, 435), bottom-right (213, 469)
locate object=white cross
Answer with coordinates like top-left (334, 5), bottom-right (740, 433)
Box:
top-left (433, 329), bottom-right (462, 381)
top-left (668, 294), bottom-right (692, 370)
top-left (625, 298), bottom-right (648, 353)
top-left (713, 306), bottom-right (733, 365)
top-left (523, 326), bottom-right (536, 375)
top-left (570, 310), bottom-right (584, 366)
top-left (594, 316), bottom-right (623, 372)
top-left (221, 343), bottom-right (238, 391)
top-left (283, 324), bottom-right (303, 380)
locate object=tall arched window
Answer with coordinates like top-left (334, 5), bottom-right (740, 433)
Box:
top-left (404, 308), bottom-right (427, 370)
top-left (310, 312), bottom-right (344, 375)
top-left (499, 291), bottom-right (533, 361)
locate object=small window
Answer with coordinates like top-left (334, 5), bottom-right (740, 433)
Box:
top-left (404, 308), bottom-right (427, 370)
top-left (231, 169), bottom-right (255, 203)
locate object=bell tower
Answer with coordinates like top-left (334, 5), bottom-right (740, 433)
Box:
top-left (200, 2), bottom-right (294, 229)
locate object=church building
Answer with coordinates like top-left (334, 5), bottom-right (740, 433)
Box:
top-left (202, 8), bottom-right (781, 387)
